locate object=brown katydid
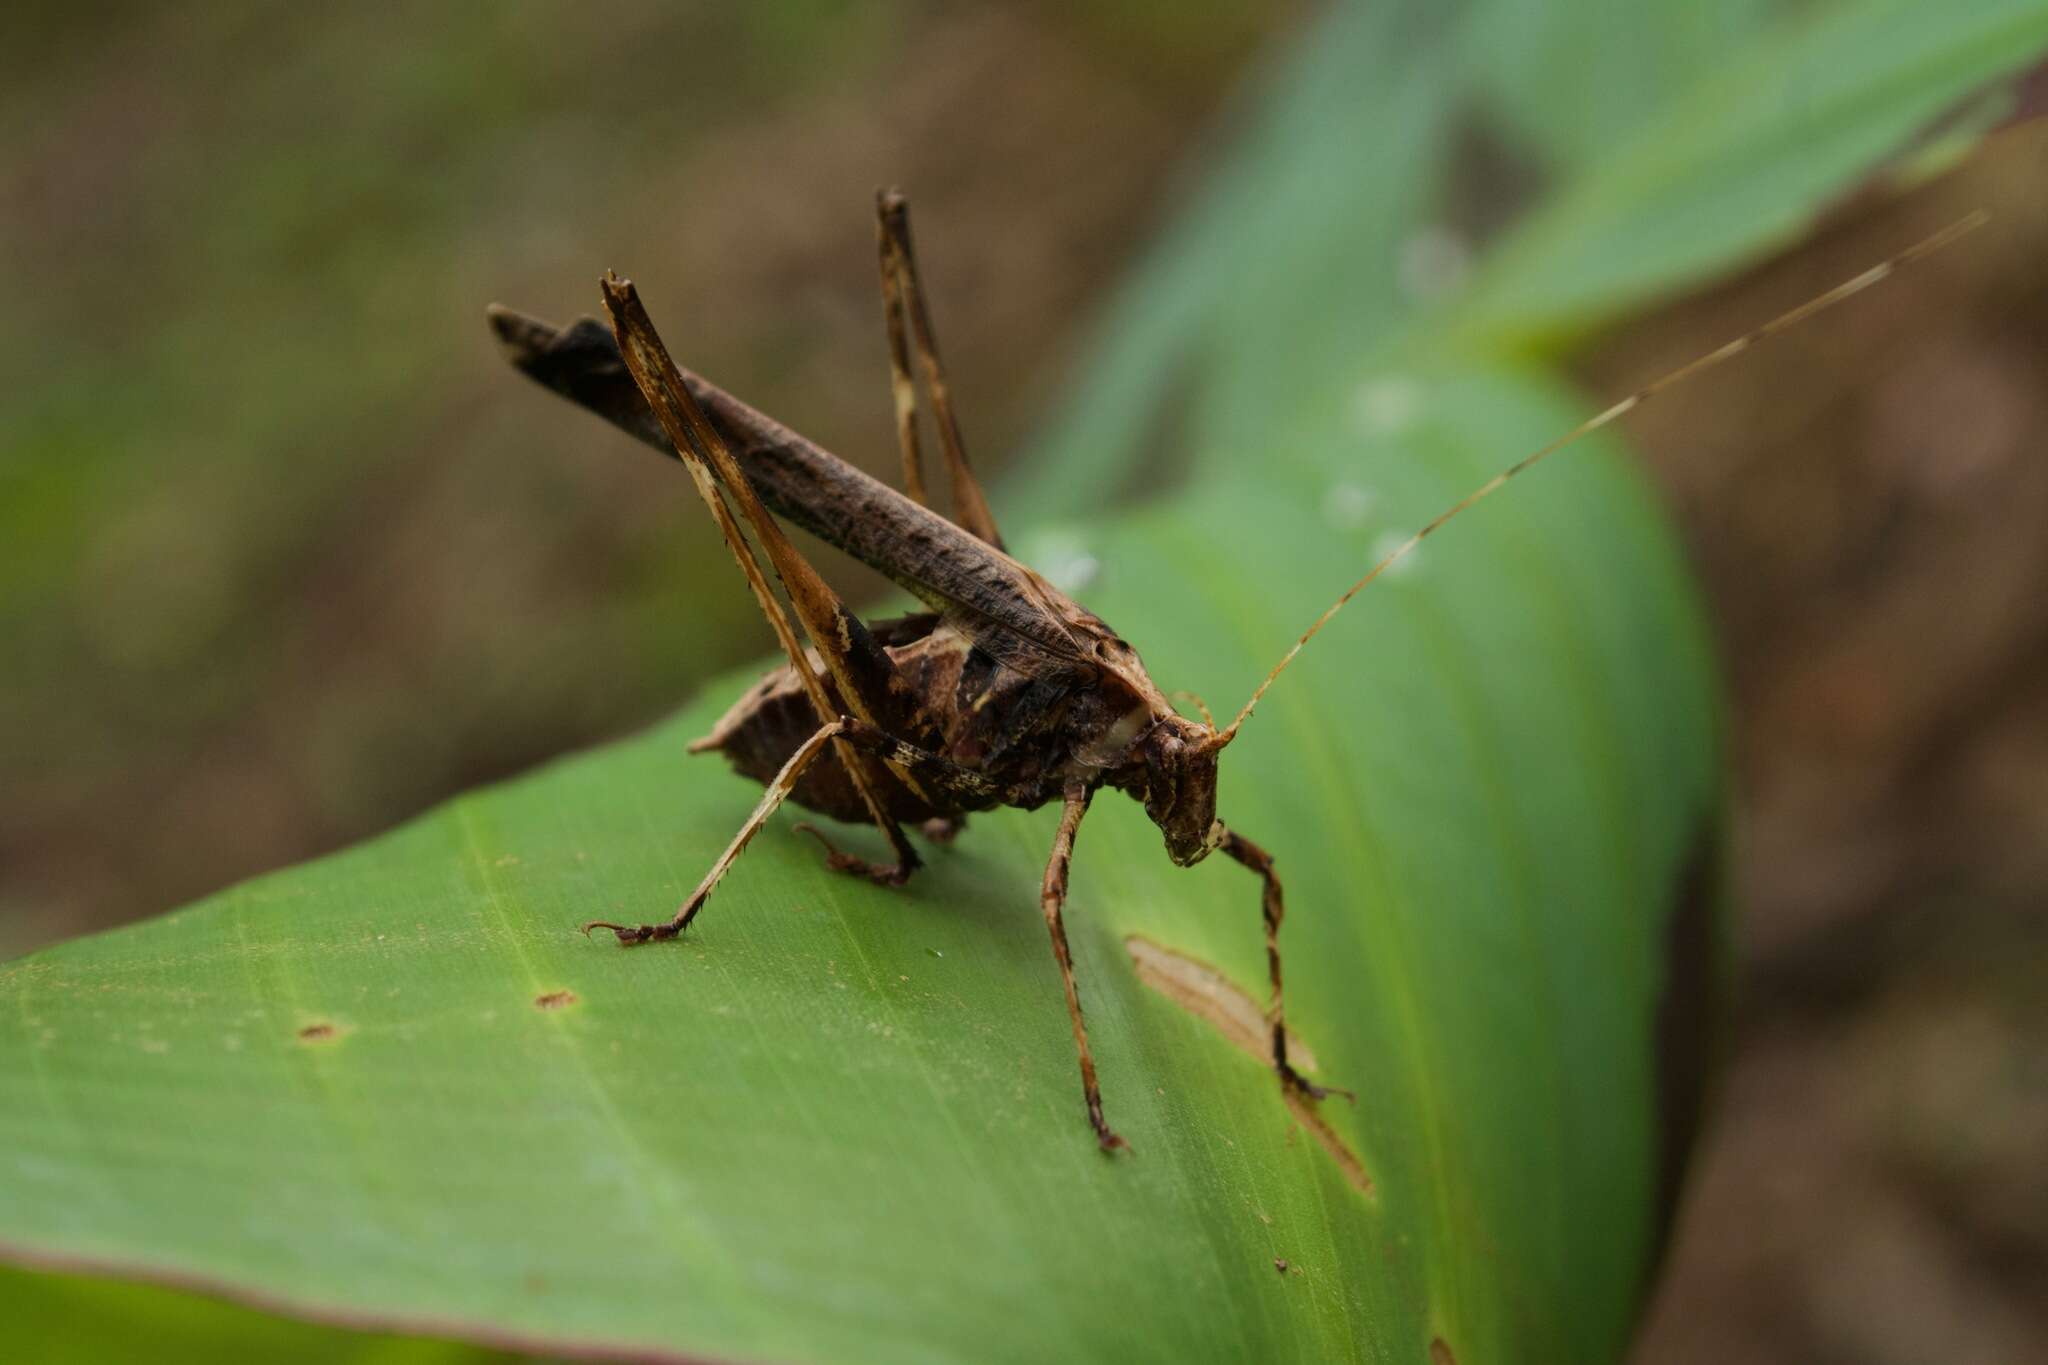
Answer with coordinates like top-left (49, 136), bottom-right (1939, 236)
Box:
top-left (487, 193), bottom-right (1983, 1152)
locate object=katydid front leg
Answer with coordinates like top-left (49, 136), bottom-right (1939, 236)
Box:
top-left (1218, 827), bottom-right (1354, 1104)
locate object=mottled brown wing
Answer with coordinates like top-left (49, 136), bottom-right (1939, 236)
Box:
top-left (488, 307), bottom-right (1101, 686)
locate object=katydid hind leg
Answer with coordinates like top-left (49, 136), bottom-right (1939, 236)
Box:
top-left (875, 192), bottom-right (931, 511)
top-left (875, 189), bottom-right (1004, 550)
top-left (836, 715), bottom-right (999, 803)
top-left (1220, 827), bottom-right (1354, 1104)
top-left (791, 821), bottom-right (911, 886)
top-left (599, 276), bottom-right (923, 881)
top-left (792, 717), bottom-right (997, 877)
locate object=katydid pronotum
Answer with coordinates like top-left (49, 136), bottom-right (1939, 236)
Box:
top-left (488, 194), bottom-right (1982, 1151)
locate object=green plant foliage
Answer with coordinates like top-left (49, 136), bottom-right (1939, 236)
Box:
top-left (1456, 0), bottom-right (2048, 341)
top-left (4, 1), bottom-right (2042, 1361)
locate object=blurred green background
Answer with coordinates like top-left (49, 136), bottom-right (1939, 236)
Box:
top-left (2, 2), bottom-right (2044, 1361)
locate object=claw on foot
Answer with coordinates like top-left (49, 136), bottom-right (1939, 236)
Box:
top-left (792, 822), bottom-right (910, 886)
top-left (1280, 1064), bottom-right (1356, 1104)
top-left (1086, 1101), bottom-right (1130, 1154)
top-left (578, 920), bottom-right (677, 946)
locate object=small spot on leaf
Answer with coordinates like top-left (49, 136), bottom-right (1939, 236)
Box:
top-left (1369, 530), bottom-right (1422, 578)
top-left (1353, 374), bottom-right (1424, 436)
top-left (1397, 225), bottom-right (1472, 302)
top-left (1016, 528), bottom-right (1101, 592)
top-left (297, 1022), bottom-right (338, 1043)
top-left (534, 990), bottom-right (579, 1011)
top-left (1322, 482), bottom-right (1377, 531)
top-left (1429, 1338), bottom-right (1459, 1365)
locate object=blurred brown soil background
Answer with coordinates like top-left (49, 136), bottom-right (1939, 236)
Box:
top-left (2, 4), bottom-right (2042, 1360)
top-left (0, 2), bottom-right (1276, 951)
top-left (1601, 142), bottom-right (2048, 1362)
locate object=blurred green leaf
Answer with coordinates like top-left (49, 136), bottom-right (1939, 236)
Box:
top-left (2, 1), bottom-right (2038, 1361)
top-left (1467, 0), bottom-right (1786, 173)
top-left (1455, 0), bottom-right (2048, 341)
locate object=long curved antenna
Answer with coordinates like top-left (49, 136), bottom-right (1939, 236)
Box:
top-left (1215, 211), bottom-right (1988, 747)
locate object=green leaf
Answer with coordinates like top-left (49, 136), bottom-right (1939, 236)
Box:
top-left (1455, 0), bottom-right (2048, 341)
top-left (0, 376), bottom-right (1713, 1363)
top-left (2, 1), bottom-right (2034, 1360)
top-left (1466, 0), bottom-right (1786, 173)
top-left (1013, 1), bottom-right (1463, 518)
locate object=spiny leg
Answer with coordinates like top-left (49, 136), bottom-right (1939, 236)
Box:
top-left (874, 192), bottom-right (930, 510)
top-left (795, 716), bottom-right (996, 877)
top-left (837, 716), bottom-right (999, 800)
top-left (1219, 827), bottom-right (1354, 1104)
top-left (1042, 784), bottom-right (1126, 1152)
top-left (600, 275), bottom-right (922, 879)
top-left (584, 721), bottom-right (848, 944)
top-left (875, 189), bottom-right (1004, 550)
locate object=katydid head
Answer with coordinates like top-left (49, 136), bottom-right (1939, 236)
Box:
top-left (1123, 713), bottom-right (1224, 866)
